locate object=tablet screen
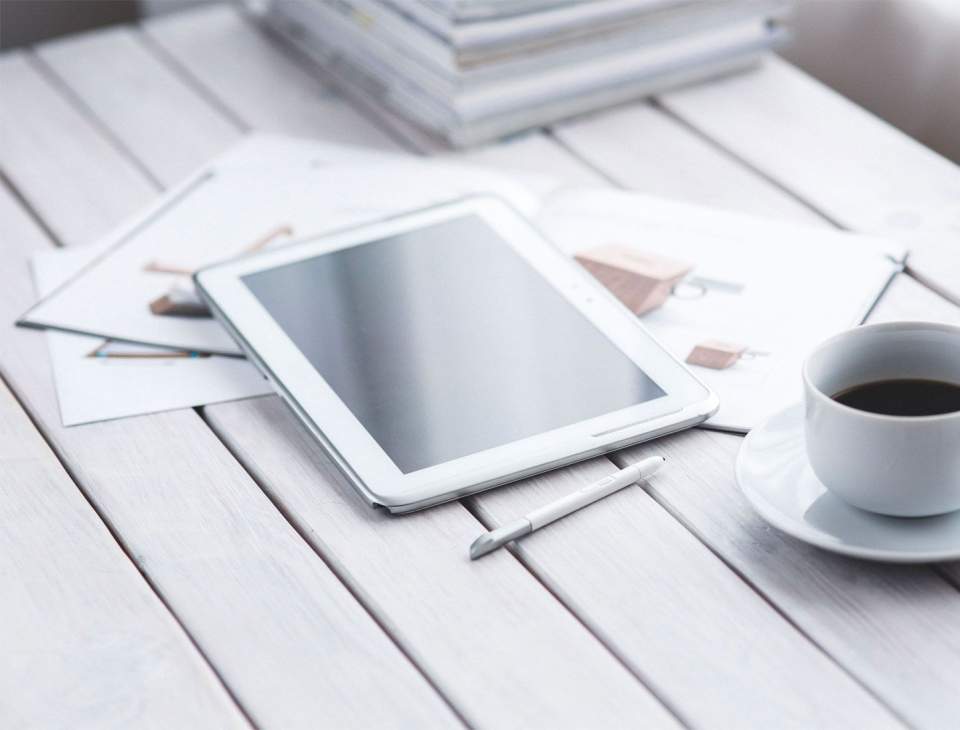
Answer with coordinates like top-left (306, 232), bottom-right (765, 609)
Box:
top-left (243, 215), bottom-right (664, 472)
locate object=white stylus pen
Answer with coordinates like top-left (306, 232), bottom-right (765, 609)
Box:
top-left (469, 455), bottom-right (665, 560)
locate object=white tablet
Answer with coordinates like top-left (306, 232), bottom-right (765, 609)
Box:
top-left (195, 195), bottom-right (717, 512)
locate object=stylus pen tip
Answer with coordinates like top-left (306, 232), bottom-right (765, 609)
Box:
top-left (469, 535), bottom-right (498, 560)
top-left (469, 519), bottom-right (533, 560)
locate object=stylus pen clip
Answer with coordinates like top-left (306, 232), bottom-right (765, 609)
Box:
top-left (468, 456), bottom-right (665, 559)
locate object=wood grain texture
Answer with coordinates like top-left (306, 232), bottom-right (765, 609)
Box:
top-left (143, 5), bottom-right (608, 187)
top-left (205, 397), bottom-right (678, 729)
top-left (0, 59), bottom-right (460, 730)
top-left (0, 359), bottom-right (247, 729)
top-left (14, 6), bottom-right (960, 729)
top-left (142, 5), bottom-right (395, 149)
top-left (0, 52), bottom-right (156, 246)
top-left (467, 460), bottom-right (900, 729)
top-left (612, 432), bottom-right (960, 730)
top-left (36, 26), bottom-right (243, 184)
top-left (22, 18), bottom-right (680, 729)
top-left (143, 6), bottom-right (908, 727)
top-left (552, 101), bottom-right (827, 225)
top-left (556, 91), bottom-right (960, 727)
top-left (656, 57), bottom-right (960, 290)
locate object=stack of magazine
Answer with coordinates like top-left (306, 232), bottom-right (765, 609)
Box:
top-left (249, 0), bottom-right (789, 148)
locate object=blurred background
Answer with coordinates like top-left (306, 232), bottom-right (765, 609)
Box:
top-left (2, 0), bottom-right (958, 162)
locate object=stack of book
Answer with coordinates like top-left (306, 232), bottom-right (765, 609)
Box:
top-left (249, 0), bottom-right (788, 148)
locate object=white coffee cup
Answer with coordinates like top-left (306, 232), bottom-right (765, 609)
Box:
top-left (802, 321), bottom-right (960, 517)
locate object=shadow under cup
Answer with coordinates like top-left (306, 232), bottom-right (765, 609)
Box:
top-left (802, 322), bottom-right (960, 517)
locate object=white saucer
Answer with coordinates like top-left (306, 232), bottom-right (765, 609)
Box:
top-left (736, 404), bottom-right (960, 563)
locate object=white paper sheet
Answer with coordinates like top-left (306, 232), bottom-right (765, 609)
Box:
top-left (536, 188), bottom-right (907, 431)
top-left (20, 134), bottom-right (548, 354)
top-left (32, 244), bottom-right (273, 427)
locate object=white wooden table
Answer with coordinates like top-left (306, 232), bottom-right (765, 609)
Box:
top-left (2, 6), bottom-right (960, 728)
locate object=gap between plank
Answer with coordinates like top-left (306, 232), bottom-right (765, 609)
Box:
top-left (0, 168), bottom-right (63, 247)
top-left (25, 50), bottom-right (166, 190)
top-left (935, 567), bottom-right (960, 594)
top-left (903, 263), bottom-right (960, 310)
top-left (137, 26), bottom-right (251, 134)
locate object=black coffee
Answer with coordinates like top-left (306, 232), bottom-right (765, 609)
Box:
top-left (832, 378), bottom-right (960, 416)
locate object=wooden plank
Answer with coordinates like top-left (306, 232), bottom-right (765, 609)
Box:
top-left (556, 76), bottom-right (960, 727)
top-left (0, 58), bottom-right (462, 730)
top-left (0, 331), bottom-right (246, 728)
top-left (553, 102), bottom-right (827, 225)
top-left (656, 57), bottom-right (960, 290)
top-left (140, 6), bottom-right (395, 150)
top-left (140, 7), bottom-right (906, 727)
top-left (10, 24), bottom-right (680, 730)
top-left (36, 26), bottom-right (243, 184)
top-left (0, 53), bottom-right (156, 246)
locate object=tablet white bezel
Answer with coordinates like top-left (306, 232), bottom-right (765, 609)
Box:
top-left (196, 195), bottom-right (717, 510)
